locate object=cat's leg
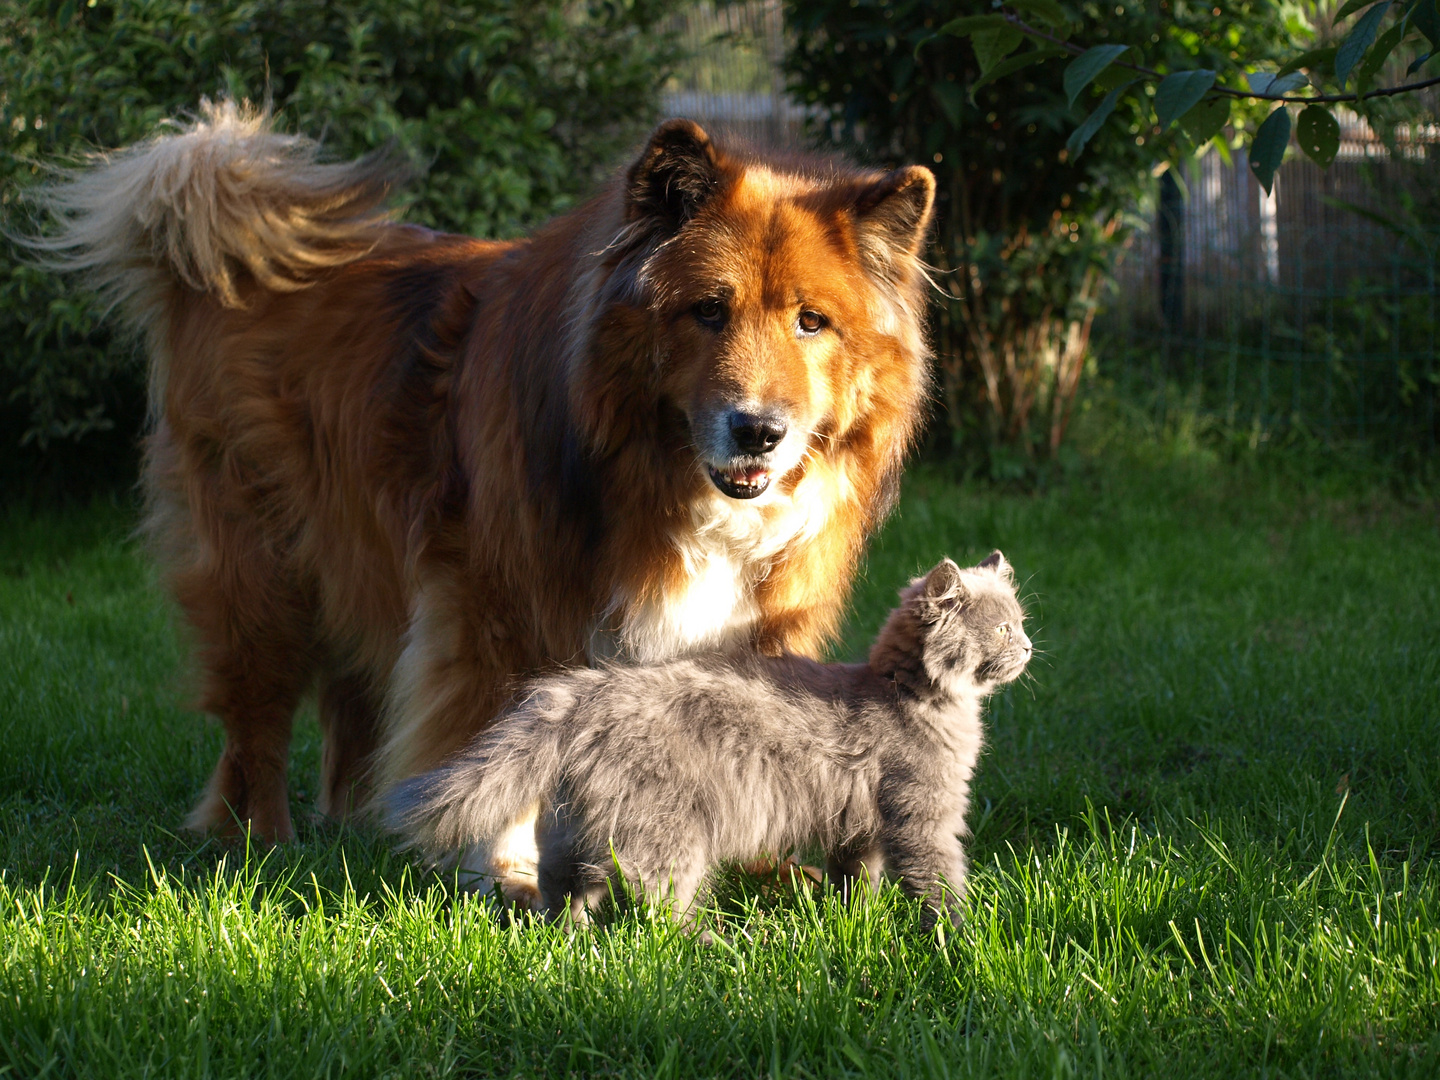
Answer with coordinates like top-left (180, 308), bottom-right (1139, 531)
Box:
top-left (671, 865), bottom-right (717, 943)
top-left (825, 838), bottom-right (885, 903)
top-left (567, 879), bottom-right (610, 928)
top-left (536, 818), bottom-right (605, 929)
top-left (879, 823), bottom-right (968, 928)
top-left (635, 852), bottom-right (712, 936)
top-left (670, 864), bottom-right (714, 935)
top-left (534, 847), bottom-right (568, 927)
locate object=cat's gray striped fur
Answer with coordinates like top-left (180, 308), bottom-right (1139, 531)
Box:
top-left (388, 553), bottom-right (1031, 928)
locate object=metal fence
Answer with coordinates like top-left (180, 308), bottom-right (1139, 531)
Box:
top-left (1101, 117), bottom-right (1439, 453)
top-left (661, 0), bottom-right (804, 147)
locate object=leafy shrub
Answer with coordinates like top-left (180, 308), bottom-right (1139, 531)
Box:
top-left (784, 0), bottom-right (1296, 467)
top-left (1, 0), bottom-right (681, 495)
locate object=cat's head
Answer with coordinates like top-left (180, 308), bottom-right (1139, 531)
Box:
top-left (871, 553), bottom-right (1032, 695)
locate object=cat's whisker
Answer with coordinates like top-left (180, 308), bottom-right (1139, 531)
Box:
top-left (1018, 574), bottom-right (1043, 609)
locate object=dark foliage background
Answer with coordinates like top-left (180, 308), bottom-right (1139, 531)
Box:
top-left (1, 0), bottom-right (681, 499)
top-left (784, 0), bottom-right (1297, 470)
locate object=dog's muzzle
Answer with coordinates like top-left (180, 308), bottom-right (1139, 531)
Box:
top-left (705, 409), bottom-right (789, 499)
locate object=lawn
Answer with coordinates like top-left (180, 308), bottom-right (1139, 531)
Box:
top-left (2, 442), bottom-right (1438, 1078)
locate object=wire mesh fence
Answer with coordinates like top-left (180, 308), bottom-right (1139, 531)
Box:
top-left (661, 0), bottom-right (804, 146)
top-left (1100, 122), bottom-right (1439, 454)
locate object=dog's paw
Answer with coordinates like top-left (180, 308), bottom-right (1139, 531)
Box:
top-left (742, 854), bottom-right (823, 894)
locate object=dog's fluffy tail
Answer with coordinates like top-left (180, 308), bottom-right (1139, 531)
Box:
top-left (386, 690), bottom-right (576, 857)
top-left (22, 98), bottom-right (404, 396)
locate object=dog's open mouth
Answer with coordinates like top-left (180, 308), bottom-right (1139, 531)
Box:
top-left (708, 465), bottom-right (771, 500)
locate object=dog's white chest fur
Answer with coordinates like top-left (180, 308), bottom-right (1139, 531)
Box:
top-left (590, 479), bottom-right (826, 664)
top-left (606, 539), bottom-right (758, 663)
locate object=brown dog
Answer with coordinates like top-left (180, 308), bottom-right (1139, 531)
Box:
top-left (34, 101), bottom-right (934, 888)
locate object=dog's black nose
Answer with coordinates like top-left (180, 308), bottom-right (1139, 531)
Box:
top-left (729, 412), bottom-right (787, 454)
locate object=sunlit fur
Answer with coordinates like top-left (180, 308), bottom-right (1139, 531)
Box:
top-left (388, 555), bottom-right (1032, 929)
top-left (28, 100), bottom-right (935, 853)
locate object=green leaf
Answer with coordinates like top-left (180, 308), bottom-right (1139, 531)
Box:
top-left (1155, 70), bottom-right (1216, 130)
top-left (1336, 0), bottom-right (1392, 85)
top-left (973, 27), bottom-right (1024, 73)
top-left (1248, 106), bottom-right (1290, 194)
top-left (1064, 45), bottom-right (1129, 108)
top-left (1334, 0), bottom-right (1383, 19)
top-left (1066, 79), bottom-right (1135, 159)
top-left (937, 15), bottom-right (1010, 38)
top-left (914, 32), bottom-right (940, 59)
top-left (1407, 49), bottom-right (1436, 73)
top-left (1247, 71), bottom-right (1307, 95)
top-left (932, 80), bottom-right (964, 128)
top-left (968, 46), bottom-right (1067, 100)
top-left (1296, 105), bottom-right (1340, 167)
top-left (1275, 46), bottom-right (1338, 78)
top-left (1358, 23), bottom-right (1405, 83)
top-left (1412, 0), bottom-right (1440, 50)
top-left (1006, 0), bottom-right (1070, 28)
top-left (1095, 64), bottom-right (1138, 90)
top-left (1179, 96), bottom-right (1231, 145)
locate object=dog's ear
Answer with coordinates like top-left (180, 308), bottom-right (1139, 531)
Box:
top-left (626, 119), bottom-right (722, 230)
top-left (854, 165), bottom-right (935, 273)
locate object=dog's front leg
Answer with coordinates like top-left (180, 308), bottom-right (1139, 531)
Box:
top-left (452, 809), bottom-right (543, 909)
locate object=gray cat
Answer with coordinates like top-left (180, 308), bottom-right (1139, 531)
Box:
top-left (388, 553), bottom-right (1031, 929)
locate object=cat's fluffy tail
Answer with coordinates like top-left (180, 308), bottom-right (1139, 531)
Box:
top-left (386, 685), bottom-right (577, 856)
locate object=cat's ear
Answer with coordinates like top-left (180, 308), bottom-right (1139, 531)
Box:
top-left (917, 558), bottom-right (965, 619)
top-left (977, 550), bottom-right (1014, 583)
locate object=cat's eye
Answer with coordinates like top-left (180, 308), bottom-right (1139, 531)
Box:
top-left (994, 624), bottom-right (1009, 637)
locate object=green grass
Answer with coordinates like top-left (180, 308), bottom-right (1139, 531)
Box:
top-left (3, 445), bottom-right (1439, 1078)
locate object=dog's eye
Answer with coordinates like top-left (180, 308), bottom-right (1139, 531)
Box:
top-left (797, 309), bottom-right (826, 335)
top-left (694, 298), bottom-right (726, 326)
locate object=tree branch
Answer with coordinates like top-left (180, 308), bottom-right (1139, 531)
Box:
top-left (1000, 10), bottom-right (1440, 104)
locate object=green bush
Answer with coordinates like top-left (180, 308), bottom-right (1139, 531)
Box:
top-left (1, 0), bottom-right (682, 496)
top-left (784, 0), bottom-right (1296, 468)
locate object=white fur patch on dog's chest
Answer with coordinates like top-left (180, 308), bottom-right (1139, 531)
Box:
top-left (590, 480), bottom-right (826, 664)
top-left (602, 542), bottom-right (759, 663)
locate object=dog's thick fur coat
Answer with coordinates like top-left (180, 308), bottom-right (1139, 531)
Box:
top-left (30, 101), bottom-right (935, 862)
top-left (389, 555), bottom-right (1032, 928)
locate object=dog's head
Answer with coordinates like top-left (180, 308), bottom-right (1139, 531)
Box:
top-left (582, 120), bottom-right (935, 504)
